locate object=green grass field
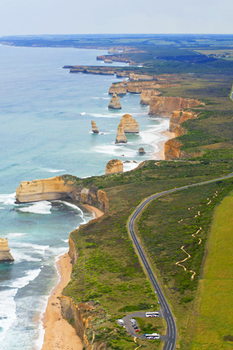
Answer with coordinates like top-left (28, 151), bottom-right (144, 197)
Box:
top-left (182, 192), bottom-right (233, 349)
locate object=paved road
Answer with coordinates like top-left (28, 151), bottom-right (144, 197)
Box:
top-left (127, 172), bottom-right (233, 350)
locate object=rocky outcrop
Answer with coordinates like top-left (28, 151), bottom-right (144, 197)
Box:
top-left (104, 59), bottom-right (113, 63)
top-left (15, 176), bottom-right (109, 212)
top-left (139, 147), bottom-right (146, 154)
top-left (169, 110), bottom-right (197, 132)
top-left (0, 238), bottom-right (14, 262)
top-left (109, 82), bottom-right (127, 95)
top-left (108, 48), bottom-right (119, 54)
top-left (105, 159), bottom-right (123, 174)
top-left (115, 123), bottom-right (127, 143)
top-left (108, 93), bottom-right (122, 109)
top-left (91, 120), bottom-right (99, 133)
top-left (120, 114), bottom-right (139, 133)
top-left (140, 89), bottom-right (161, 105)
top-left (149, 96), bottom-right (200, 116)
top-left (68, 236), bottom-right (78, 265)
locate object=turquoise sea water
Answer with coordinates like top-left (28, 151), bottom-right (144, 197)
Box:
top-left (0, 44), bottom-right (169, 349)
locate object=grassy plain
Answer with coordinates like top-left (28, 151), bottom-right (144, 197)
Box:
top-left (181, 192), bottom-right (233, 349)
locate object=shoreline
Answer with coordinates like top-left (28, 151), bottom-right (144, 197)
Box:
top-left (154, 129), bottom-right (175, 160)
top-left (41, 205), bottom-right (103, 350)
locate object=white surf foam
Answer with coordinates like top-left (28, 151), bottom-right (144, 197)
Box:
top-left (89, 113), bottom-right (119, 119)
top-left (123, 161), bottom-right (140, 172)
top-left (58, 201), bottom-right (88, 224)
top-left (0, 288), bottom-right (17, 342)
top-left (2, 269), bottom-right (41, 289)
top-left (61, 239), bottom-right (69, 243)
top-left (7, 232), bottom-right (26, 238)
top-left (18, 201), bottom-right (52, 214)
top-left (0, 193), bottom-right (16, 205)
top-left (44, 168), bottom-right (66, 173)
top-left (80, 112), bottom-right (86, 115)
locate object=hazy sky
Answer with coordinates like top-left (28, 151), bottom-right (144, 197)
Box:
top-left (0, 0), bottom-right (232, 36)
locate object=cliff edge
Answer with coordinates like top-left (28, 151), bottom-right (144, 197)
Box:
top-left (149, 96), bottom-right (200, 116)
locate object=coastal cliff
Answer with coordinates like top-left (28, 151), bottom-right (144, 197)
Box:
top-left (149, 96), bottom-right (200, 116)
top-left (169, 110), bottom-right (197, 132)
top-left (109, 82), bottom-right (127, 95)
top-left (15, 176), bottom-right (109, 213)
top-left (140, 89), bottom-right (161, 105)
top-left (115, 123), bottom-right (127, 143)
top-left (0, 238), bottom-right (14, 262)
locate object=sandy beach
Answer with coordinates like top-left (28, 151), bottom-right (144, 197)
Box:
top-left (41, 205), bottom-right (103, 350)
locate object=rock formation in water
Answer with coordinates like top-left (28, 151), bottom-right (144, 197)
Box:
top-left (91, 120), bottom-right (99, 134)
top-left (115, 123), bottom-right (127, 143)
top-left (105, 159), bottom-right (123, 174)
top-left (139, 147), bottom-right (146, 154)
top-left (140, 89), bottom-right (161, 105)
top-left (15, 176), bottom-right (109, 212)
top-left (120, 114), bottom-right (139, 133)
top-left (109, 82), bottom-right (127, 95)
top-left (169, 110), bottom-right (197, 132)
top-left (108, 93), bottom-right (122, 109)
top-left (149, 96), bottom-right (200, 116)
top-left (104, 59), bottom-right (113, 63)
top-left (0, 238), bottom-right (14, 262)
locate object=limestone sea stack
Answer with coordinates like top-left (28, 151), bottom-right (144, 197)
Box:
top-left (0, 238), bottom-right (14, 262)
top-left (91, 120), bottom-right (99, 133)
top-left (108, 93), bottom-right (122, 109)
top-left (120, 114), bottom-right (139, 133)
top-left (115, 123), bottom-right (127, 143)
top-left (105, 159), bottom-right (123, 174)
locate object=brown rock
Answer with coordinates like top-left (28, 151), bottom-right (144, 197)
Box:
top-left (175, 124), bottom-right (187, 137)
top-left (149, 96), bottom-right (200, 116)
top-left (0, 238), bottom-right (14, 262)
top-left (169, 110), bottom-right (197, 133)
top-left (115, 123), bottom-right (127, 143)
top-left (120, 114), bottom-right (139, 133)
top-left (104, 59), bottom-right (113, 63)
top-left (139, 147), bottom-right (146, 154)
top-left (108, 93), bottom-right (122, 109)
top-left (105, 159), bottom-right (123, 174)
top-left (164, 139), bottom-right (183, 160)
top-left (109, 82), bottom-right (127, 95)
top-left (108, 48), bottom-right (119, 54)
top-left (140, 89), bottom-right (161, 105)
top-left (91, 120), bottom-right (99, 133)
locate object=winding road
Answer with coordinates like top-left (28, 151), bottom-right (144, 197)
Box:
top-left (127, 172), bottom-right (233, 350)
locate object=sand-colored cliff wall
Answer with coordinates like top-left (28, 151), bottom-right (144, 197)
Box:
top-left (109, 82), bottom-right (127, 95)
top-left (140, 89), bottom-right (161, 105)
top-left (16, 176), bottom-right (109, 213)
top-left (169, 110), bottom-right (197, 133)
top-left (164, 139), bottom-right (191, 160)
top-left (149, 96), bottom-right (200, 116)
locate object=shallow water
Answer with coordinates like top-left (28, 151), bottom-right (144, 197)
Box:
top-left (0, 44), bottom-right (169, 349)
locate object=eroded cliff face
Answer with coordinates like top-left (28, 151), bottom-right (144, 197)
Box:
top-left (15, 176), bottom-right (77, 203)
top-left (91, 120), bottom-right (99, 133)
top-left (169, 110), bottom-right (197, 133)
top-left (60, 295), bottom-right (108, 350)
top-left (140, 89), bottom-right (161, 105)
top-left (15, 176), bottom-right (109, 213)
top-left (126, 81), bottom-right (171, 94)
top-left (105, 159), bottom-right (123, 174)
top-left (149, 96), bottom-right (200, 116)
top-left (164, 139), bottom-right (191, 160)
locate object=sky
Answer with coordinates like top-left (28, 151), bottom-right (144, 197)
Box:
top-left (0, 0), bottom-right (232, 36)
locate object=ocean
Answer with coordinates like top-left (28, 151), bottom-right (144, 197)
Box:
top-left (0, 44), bottom-right (169, 349)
